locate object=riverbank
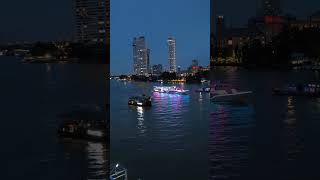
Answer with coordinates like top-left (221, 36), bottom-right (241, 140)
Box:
top-left (210, 63), bottom-right (320, 71)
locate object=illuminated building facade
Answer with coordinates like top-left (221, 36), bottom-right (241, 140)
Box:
top-left (261, 0), bottom-right (282, 16)
top-left (167, 37), bottom-right (177, 73)
top-left (133, 37), bottom-right (150, 76)
top-left (75, 0), bottom-right (109, 44)
top-left (259, 0), bottom-right (284, 41)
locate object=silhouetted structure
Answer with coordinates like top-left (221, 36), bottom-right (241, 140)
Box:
top-left (152, 64), bottom-right (163, 76)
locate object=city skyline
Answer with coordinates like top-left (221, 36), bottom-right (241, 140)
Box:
top-left (0, 0), bottom-right (318, 43)
top-left (111, 0), bottom-right (210, 75)
top-left (214, 0), bottom-right (320, 27)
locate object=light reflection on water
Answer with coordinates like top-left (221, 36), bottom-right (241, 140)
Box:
top-left (209, 103), bottom-right (254, 180)
top-left (209, 68), bottom-right (320, 179)
top-left (61, 140), bottom-right (108, 180)
top-left (87, 142), bottom-right (108, 179)
top-left (284, 96), bottom-right (300, 162)
top-left (111, 81), bottom-right (209, 179)
top-left (136, 106), bottom-right (147, 137)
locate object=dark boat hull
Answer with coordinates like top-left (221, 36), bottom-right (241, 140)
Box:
top-left (58, 121), bottom-right (107, 142)
top-left (128, 100), bottom-right (152, 107)
top-left (128, 96), bottom-right (152, 107)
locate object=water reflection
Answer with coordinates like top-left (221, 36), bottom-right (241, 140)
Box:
top-left (199, 92), bottom-right (203, 103)
top-left (62, 141), bottom-right (108, 180)
top-left (284, 96), bottom-right (300, 162)
top-left (136, 106), bottom-right (147, 137)
top-left (87, 142), bottom-right (108, 179)
top-left (111, 81), bottom-right (209, 179)
top-left (208, 68), bottom-right (320, 179)
top-left (46, 64), bottom-right (52, 73)
top-left (152, 92), bottom-right (189, 114)
top-left (209, 104), bottom-right (254, 180)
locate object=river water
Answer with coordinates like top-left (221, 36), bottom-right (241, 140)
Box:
top-left (111, 80), bottom-right (210, 179)
top-left (209, 67), bottom-right (320, 180)
top-left (111, 67), bottom-right (320, 180)
top-left (1, 56), bottom-right (108, 180)
top-left (4, 55), bottom-right (320, 179)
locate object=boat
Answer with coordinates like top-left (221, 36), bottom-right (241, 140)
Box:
top-left (153, 86), bottom-right (189, 95)
top-left (201, 79), bottom-right (209, 83)
top-left (128, 95), bottom-right (152, 106)
top-left (195, 87), bottom-right (211, 93)
top-left (273, 83), bottom-right (320, 96)
top-left (210, 83), bottom-right (252, 102)
top-left (57, 105), bottom-right (107, 142)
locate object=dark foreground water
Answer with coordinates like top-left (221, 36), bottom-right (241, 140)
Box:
top-left (1, 57), bottom-right (108, 179)
top-left (111, 81), bottom-right (210, 179)
top-left (209, 67), bottom-right (320, 180)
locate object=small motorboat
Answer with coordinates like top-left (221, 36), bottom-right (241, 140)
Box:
top-left (128, 95), bottom-right (152, 106)
top-left (210, 83), bottom-right (252, 102)
top-left (273, 83), bottom-right (320, 96)
top-left (195, 87), bottom-right (211, 93)
top-left (201, 79), bottom-right (209, 83)
top-left (153, 86), bottom-right (189, 95)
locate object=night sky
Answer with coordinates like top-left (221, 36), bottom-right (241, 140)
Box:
top-left (0, 0), bottom-right (319, 73)
top-left (0, 0), bottom-right (74, 43)
top-left (111, 0), bottom-right (210, 75)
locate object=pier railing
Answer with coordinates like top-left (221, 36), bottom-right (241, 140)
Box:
top-left (110, 163), bottom-right (128, 180)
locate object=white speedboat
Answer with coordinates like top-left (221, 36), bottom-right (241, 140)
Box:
top-left (210, 83), bottom-right (252, 102)
top-left (201, 79), bottom-right (209, 83)
top-left (153, 86), bottom-right (189, 95)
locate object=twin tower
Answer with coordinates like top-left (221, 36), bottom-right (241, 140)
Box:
top-left (133, 36), bottom-right (176, 76)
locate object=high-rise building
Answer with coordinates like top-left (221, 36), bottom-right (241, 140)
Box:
top-left (210, 0), bottom-right (215, 67)
top-left (167, 37), bottom-right (176, 73)
top-left (261, 0), bottom-right (281, 16)
top-left (216, 15), bottom-right (226, 49)
top-left (133, 36), bottom-right (145, 74)
top-left (152, 64), bottom-right (163, 76)
top-left (133, 37), bottom-right (150, 76)
top-left (192, 59), bottom-right (199, 67)
top-left (190, 59), bottom-right (199, 73)
top-left (257, 0), bottom-right (284, 42)
top-left (75, 0), bottom-right (109, 44)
